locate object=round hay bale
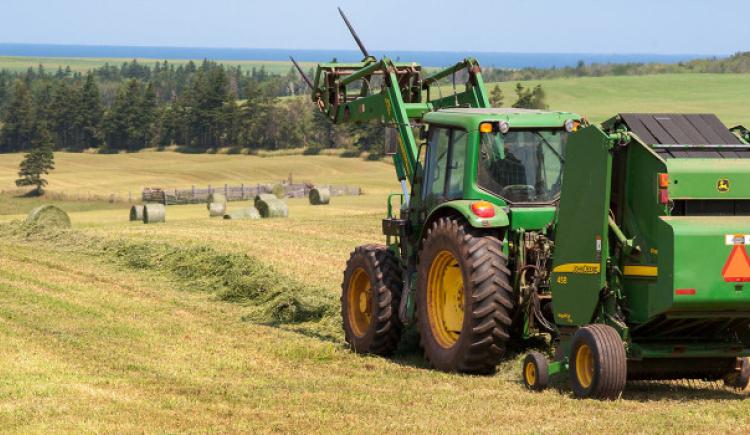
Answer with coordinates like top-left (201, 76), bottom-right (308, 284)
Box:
top-left (222, 207), bottom-right (261, 220)
top-left (309, 187), bottom-right (330, 205)
top-left (129, 205), bottom-right (144, 221)
top-left (255, 197), bottom-right (289, 218)
top-left (143, 203), bottom-right (166, 224)
top-left (272, 184), bottom-right (286, 199)
top-left (26, 205), bottom-right (71, 228)
top-left (208, 202), bottom-right (226, 217)
top-left (206, 193), bottom-right (226, 209)
top-left (254, 193), bottom-right (279, 207)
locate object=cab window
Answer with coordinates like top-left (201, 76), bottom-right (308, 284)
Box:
top-left (423, 127), bottom-right (467, 205)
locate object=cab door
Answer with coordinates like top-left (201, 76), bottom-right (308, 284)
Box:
top-left (421, 127), bottom-right (468, 215)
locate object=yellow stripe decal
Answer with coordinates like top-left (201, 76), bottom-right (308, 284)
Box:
top-left (552, 263), bottom-right (601, 274)
top-left (623, 265), bottom-right (658, 277)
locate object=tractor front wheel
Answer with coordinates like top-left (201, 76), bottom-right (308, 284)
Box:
top-left (416, 217), bottom-right (514, 374)
top-left (341, 244), bottom-right (403, 355)
top-left (522, 352), bottom-right (550, 391)
top-left (569, 324), bottom-right (627, 400)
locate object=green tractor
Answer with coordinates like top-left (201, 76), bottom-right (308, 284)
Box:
top-left (298, 11), bottom-right (750, 398)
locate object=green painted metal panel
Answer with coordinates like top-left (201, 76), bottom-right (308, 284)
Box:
top-left (658, 216), bottom-right (750, 313)
top-left (667, 159), bottom-right (750, 199)
top-left (422, 109), bottom-right (579, 130)
top-left (617, 139), bottom-right (669, 323)
top-left (429, 200), bottom-right (510, 229)
top-left (509, 207), bottom-right (556, 231)
top-left (550, 125), bottom-right (613, 326)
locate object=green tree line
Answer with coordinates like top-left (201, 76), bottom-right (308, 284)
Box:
top-left (1, 51), bottom-right (745, 154)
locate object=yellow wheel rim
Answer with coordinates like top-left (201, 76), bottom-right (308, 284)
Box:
top-left (347, 267), bottom-right (372, 337)
top-left (575, 344), bottom-right (595, 389)
top-left (525, 361), bottom-right (537, 386)
top-left (427, 250), bottom-right (464, 348)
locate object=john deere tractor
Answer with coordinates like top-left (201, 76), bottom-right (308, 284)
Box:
top-left (299, 10), bottom-right (750, 399)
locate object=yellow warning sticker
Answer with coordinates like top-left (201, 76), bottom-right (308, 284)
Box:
top-left (552, 263), bottom-right (600, 274)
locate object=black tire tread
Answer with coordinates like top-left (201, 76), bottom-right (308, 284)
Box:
top-left (417, 216), bottom-right (514, 374)
top-left (523, 351), bottom-right (550, 391)
top-left (341, 244), bottom-right (403, 356)
top-left (571, 324), bottom-right (627, 400)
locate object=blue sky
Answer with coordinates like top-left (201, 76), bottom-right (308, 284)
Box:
top-left (1, 0), bottom-right (748, 54)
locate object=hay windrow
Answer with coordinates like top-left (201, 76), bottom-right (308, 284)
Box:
top-left (26, 205), bottom-right (71, 228)
top-left (223, 207), bottom-right (260, 220)
top-left (309, 187), bottom-right (330, 205)
top-left (129, 205), bottom-right (144, 221)
top-left (0, 221), bottom-right (337, 334)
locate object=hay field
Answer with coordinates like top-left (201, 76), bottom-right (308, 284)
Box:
top-left (2, 152), bottom-right (750, 432)
top-left (0, 152), bottom-right (398, 198)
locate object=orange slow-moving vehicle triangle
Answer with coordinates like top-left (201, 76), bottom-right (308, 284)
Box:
top-left (722, 244), bottom-right (750, 282)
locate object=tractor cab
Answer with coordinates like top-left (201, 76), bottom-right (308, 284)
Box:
top-left (414, 108), bottom-right (582, 237)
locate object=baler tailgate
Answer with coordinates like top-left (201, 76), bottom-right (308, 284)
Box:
top-left (659, 216), bottom-right (750, 313)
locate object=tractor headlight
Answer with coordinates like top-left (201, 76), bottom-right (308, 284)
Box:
top-left (498, 121), bottom-right (510, 134)
top-left (564, 119), bottom-right (580, 133)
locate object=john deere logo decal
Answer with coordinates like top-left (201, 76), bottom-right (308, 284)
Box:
top-left (718, 178), bottom-right (730, 193)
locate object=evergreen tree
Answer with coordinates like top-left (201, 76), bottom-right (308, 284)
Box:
top-left (489, 85), bottom-right (504, 107)
top-left (76, 72), bottom-right (104, 149)
top-left (15, 120), bottom-right (54, 195)
top-left (0, 80), bottom-right (36, 152)
top-left (512, 83), bottom-right (548, 110)
top-left (104, 80), bottom-right (153, 151)
top-left (48, 80), bottom-right (76, 149)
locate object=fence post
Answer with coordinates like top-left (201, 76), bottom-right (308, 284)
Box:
top-left (192, 185), bottom-right (195, 201)
top-left (224, 184), bottom-right (228, 199)
top-left (241, 183), bottom-right (244, 200)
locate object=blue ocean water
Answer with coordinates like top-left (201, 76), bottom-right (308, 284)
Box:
top-left (0, 43), bottom-right (716, 69)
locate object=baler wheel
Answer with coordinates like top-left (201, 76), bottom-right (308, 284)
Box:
top-left (569, 324), bottom-right (627, 400)
top-left (723, 357), bottom-right (750, 390)
top-left (416, 216), bottom-right (514, 374)
top-left (341, 245), bottom-right (403, 356)
top-left (522, 352), bottom-right (549, 391)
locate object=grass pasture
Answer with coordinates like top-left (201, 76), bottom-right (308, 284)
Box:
top-left (0, 55), bottom-right (313, 75)
top-left (1, 150), bottom-right (750, 432)
top-left (482, 73), bottom-right (750, 126)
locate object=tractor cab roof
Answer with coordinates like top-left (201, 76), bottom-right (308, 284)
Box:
top-left (423, 107), bottom-right (580, 130)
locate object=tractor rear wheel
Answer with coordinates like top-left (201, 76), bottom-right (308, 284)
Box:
top-left (569, 324), bottom-right (627, 400)
top-left (341, 244), bottom-right (403, 356)
top-left (416, 217), bottom-right (514, 374)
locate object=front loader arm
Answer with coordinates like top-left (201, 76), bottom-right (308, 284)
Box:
top-left (308, 56), bottom-right (491, 192)
top-left (311, 58), bottom-right (424, 189)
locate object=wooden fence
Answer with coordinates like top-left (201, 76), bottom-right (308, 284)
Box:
top-left (142, 183), bottom-right (362, 205)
